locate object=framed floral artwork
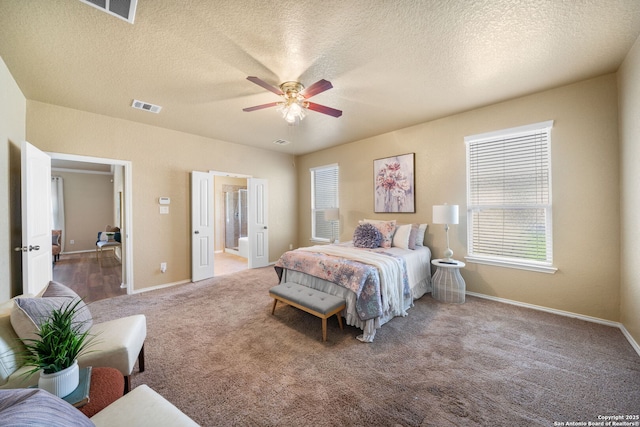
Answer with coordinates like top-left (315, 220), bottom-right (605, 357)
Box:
top-left (374, 153), bottom-right (415, 213)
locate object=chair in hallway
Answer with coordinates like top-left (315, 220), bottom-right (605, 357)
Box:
top-left (52, 229), bottom-right (62, 263)
top-left (96, 227), bottom-right (121, 265)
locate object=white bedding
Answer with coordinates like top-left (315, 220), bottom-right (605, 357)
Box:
top-left (278, 244), bottom-right (432, 342)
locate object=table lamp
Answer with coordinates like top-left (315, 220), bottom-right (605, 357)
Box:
top-left (432, 204), bottom-right (459, 261)
top-left (324, 208), bottom-right (340, 243)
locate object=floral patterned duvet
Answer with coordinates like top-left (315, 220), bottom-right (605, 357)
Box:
top-left (274, 244), bottom-right (410, 321)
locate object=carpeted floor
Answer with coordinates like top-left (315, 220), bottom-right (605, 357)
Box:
top-left (88, 267), bottom-right (640, 426)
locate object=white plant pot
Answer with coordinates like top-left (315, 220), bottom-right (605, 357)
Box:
top-left (38, 360), bottom-right (79, 398)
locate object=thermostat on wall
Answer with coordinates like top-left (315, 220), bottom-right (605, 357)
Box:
top-left (159, 197), bottom-right (170, 205)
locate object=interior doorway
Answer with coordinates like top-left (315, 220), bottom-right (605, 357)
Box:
top-left (214, 174), bottom-right (248, 276)
top-left (48, 152), bottom-right (133, 299)
top-left (191, 171), bottom-right (269, 281)
top-left (223, 185), bottom-right (248, 256)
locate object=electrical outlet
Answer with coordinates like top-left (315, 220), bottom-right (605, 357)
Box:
top-left (160, 262), bottom-right (167, 273)
top-left (70, 240), bottom-right (75, 245)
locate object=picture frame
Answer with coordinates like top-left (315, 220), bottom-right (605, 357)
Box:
top-left (374, 153), bottom-right (415, 213)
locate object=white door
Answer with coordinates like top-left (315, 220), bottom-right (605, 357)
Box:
top-left (248, 178), bottom-right (269, 268)
top-left (191, 171), bottom-right (214, 281)
top-left (21, 141), bottom-right (53, 295)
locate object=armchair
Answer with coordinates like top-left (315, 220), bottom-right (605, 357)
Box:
top-left (96, 226), bottom-right (121, 265)
top-left (52, 230), bottom-right (62, 263)
top-left (0, 282), bottom-right (146, 394)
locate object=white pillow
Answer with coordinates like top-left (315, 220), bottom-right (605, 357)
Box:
top-left (415, 223), bottom-right (428, 246)
top-left (10, 282), bottom-right (93, 343)
top-left (392, 224), bottom-right (412, 249)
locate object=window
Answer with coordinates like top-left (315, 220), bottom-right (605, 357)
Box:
top-left (465, 121), bottom-right (556, 273)
top-left (311, 164), bottom-right (339, 242)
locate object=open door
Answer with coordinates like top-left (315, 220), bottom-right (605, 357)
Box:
top-left (247, 178), bottom-right (269, 268)
top-left (191, 171), bottom-right (215, 281)
top-left (20, 141), bottom-right (52, 295)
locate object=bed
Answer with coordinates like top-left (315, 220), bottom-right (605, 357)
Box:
top-left (274, 240), bottom-right (431, 342)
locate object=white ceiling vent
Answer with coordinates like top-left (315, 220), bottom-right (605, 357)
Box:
top-left (131, 99), bottom-right (162, 114)
top-left (79, 0), bottom-right (138, 24)
top-left (272, 139), bottom-right (291, 146)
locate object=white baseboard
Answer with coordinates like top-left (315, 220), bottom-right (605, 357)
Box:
top-left (619, 324), bottom-right (640, 356)
top-left (466, 291), bottom-right (640, 357)
top-left (131, 279), bottom-right (191, 295)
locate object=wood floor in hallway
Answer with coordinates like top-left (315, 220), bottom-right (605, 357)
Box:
top-left (52, 250), bottom-right (248, 303)
top-left (52, 251), bottom-right (125, 304)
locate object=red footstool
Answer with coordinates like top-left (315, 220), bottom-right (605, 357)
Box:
top-left (78, 367), bottom-right (124, 417)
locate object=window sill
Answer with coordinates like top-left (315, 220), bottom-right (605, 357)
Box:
top-left (464, 256), bottom-right (557, 274)
top-left (310, 238), bottom-right (331, 245)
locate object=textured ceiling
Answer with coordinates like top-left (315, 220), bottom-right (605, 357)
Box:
top-left (1, 0), bottom-right (639, 155)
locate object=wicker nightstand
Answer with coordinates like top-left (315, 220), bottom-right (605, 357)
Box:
top-left (431, 259), bottom-right (466, 304)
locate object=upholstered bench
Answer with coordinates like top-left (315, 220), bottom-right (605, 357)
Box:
top-left (269, 283), bottom-right (346, 342)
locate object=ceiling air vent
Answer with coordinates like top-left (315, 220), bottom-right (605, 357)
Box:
top-left (272, 139), bottom-right (291, 146)
top-left (131, 99), bottom-right (162, 114)
top-left (79, 0), bottom-right (138, 24)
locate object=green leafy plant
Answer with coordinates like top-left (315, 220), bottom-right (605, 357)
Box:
top-left (19, 299), bottom-right (95, 375)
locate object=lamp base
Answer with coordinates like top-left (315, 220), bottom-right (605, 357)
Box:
top-left (443, 248), bottom-right (454, 261)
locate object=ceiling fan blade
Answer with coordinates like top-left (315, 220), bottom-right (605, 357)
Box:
top-left (306, 102), bottom-right (342, 118)
top-left (242, 102), bottom-right (280, 112)
top-left (246, 76), bottom-right (283, 96)
top-left (300, 79), bottom-right (333, 98)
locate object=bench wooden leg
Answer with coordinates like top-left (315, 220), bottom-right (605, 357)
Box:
top-left (336, 313), bottom-right (343, 330)
top-left (322, 317), bottom-right (327, 342)
top-left (271, 298), bottom-right (278, 315)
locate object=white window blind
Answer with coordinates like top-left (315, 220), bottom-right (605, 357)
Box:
top-left (465, 121), bottom-right (556, 273)
top-left (311, 164), bottom-right (339, 242)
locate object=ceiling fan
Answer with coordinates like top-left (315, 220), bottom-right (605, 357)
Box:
top-left (242, 76), bottom-right (342, 124)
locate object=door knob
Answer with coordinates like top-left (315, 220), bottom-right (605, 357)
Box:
top-left (29, 245), bottom-right (40, 251)
top-left (263, 226), bottom-right (268, 230)
top-left (194, 230), bottom-right (200, 234)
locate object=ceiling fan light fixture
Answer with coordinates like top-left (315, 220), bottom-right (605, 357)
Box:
top-left (243, 76), bottom-right (342, 124)
top-left (279, 101), bottom-right (306, 124)
top-left (277, 81), bottom-right (307, 125)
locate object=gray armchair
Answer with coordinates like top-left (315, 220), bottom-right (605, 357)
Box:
top-left (96, 227), bottom-right (121, 264)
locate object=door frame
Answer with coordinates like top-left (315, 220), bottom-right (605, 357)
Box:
top-left (48, 152), bottom-right (134, 293)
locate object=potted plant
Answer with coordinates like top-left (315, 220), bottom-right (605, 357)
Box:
top-left (19, 299), bottom-right (95, 398)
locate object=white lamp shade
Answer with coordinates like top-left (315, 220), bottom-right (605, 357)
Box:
top-left (324, 208), bottom-right (340, 221)
top-left (432, 204), bottom-right (459, 225)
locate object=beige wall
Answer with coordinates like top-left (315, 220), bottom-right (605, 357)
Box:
top-left (618, 35), bottom-right (640, 344)
top-left (26, 101), bottom-right (296, 291)
top-left (297, 74), bottom-right (621, 322)
top-left (54, 171), bottom-right (115, 252)
top-left (0, 56), bottom-right (25, 301)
